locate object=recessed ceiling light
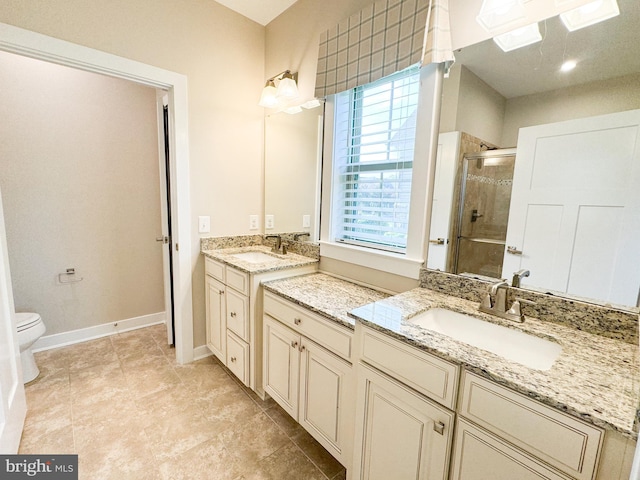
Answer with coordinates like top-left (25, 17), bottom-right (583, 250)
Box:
top-left (560, 0), bottom-right (619, 32)
top-left (493, 23), bottom-right (542, 52)
top-left (560, 60), bottom-right (577, 72)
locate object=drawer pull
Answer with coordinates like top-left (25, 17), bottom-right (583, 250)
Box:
top-left (230, 312), bottom-right (237, 318)
top-left (434, 421), bottom-right (445, 435)
top-left (294, 317), bottom-right (302, 325)
top-left (291, 341), bottom-right (298, 349)
top-left (230, 356), bottom-right (237, 363)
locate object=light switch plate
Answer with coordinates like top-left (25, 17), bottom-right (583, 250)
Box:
top-left (249, 215), bottom-right (259, 230)
top-left (265, 215), bottom-right (275, 230)
top-left (198, 216), bottom-right (210, 233)
top-left (302, 215), bottom-right (311, 228)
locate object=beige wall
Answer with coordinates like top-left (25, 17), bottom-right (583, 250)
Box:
top-left (0, 0), bottom-right (265, 347)
top-left (501, 73), bottom-right (640, 147)
top-left (0, 51), bottom-right (163, 335)
top-left (440, 65), bottom-right (506, 147)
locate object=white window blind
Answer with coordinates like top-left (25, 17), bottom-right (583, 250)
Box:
top-left (332, 66), bottom-right (420, 253)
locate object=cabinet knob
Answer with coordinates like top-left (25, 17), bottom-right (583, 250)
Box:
top-left (433, 421), bottom-right (445, 435)
top-left (230, 312), bottom-right (237, 318)
top-left (299, 344), bottom-right (306, 352)
top-left (294, 318), bottom-right (302, 325)
top-left (291, 341), bottom-right (298, 349)
top-left (218, 290), bottom-right (224, 295)
top-left (230, 356), bottom-right (237, 363)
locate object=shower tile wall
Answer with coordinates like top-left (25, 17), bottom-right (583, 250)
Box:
top-left (457, 156), bottom-right (515, 278)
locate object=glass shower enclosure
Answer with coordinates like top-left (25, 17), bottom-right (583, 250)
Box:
top-left (452, 149), bottom-right (516, 279)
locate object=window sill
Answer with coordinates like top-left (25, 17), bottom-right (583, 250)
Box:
top-left (319, 241), bottom-right (424, 279)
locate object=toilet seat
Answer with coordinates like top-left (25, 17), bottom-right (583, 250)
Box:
top-left (15, 312), bottom-right (41, 332)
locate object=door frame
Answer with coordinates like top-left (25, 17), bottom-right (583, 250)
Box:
top-left (0, 22), bottom-right (194, 364)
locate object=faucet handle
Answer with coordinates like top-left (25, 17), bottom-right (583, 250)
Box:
top-left (480, 292), bottom-right (493, 309)
top-left (507, 297), bottom-right (536, 322)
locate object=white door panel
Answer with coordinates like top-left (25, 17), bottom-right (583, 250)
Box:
top-left (427, 132), bottom-right (460, 270)
top-left (504, 109), bottom-right (640, 305)
top-left (0, 191), bottom-right (26, 453)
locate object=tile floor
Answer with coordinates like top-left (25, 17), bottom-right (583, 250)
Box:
top-left (19, 324), bottom-right (347, 480)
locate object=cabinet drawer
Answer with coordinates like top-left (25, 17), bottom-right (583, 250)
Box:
top-left (451, 419), bottom-right (572, 480)
top-left (359, 326), bottom-right (459, 410)
top-left (226, 266), bottom-right (249, 295)
top-left (264, 292), bottom-right (352, 361)
top-left (205, 257), bottom-right (224, 282)
top-left (459, 371), bottom-right (603, 480)
top-left (226, 331), bottom-right (249, 386)
top-left (226, 288), bottom-right (249, 341)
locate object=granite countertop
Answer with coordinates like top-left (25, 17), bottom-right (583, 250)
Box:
top-left (262, 273), bottom-right (390, 330)
top-left (350, 287), bottom-right (640, 439)
top-left (201, 245), bottom-right (318, 274)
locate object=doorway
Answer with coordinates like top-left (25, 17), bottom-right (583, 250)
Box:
top-left (0, 22), bottom-right (193, 363)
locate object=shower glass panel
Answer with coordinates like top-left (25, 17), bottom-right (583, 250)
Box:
top-left (454, 151), bottom-right (516, 279)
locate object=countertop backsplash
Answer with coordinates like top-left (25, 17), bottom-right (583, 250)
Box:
top-left (420, 268), bottom-right (639, 345)
top-left (200, 234), bottom-right (319, 260)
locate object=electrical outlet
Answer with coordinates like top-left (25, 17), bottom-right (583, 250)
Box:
top-left (265, 215), bottom-right (275, 230)
top-left (302, 215), bottom-right (311, 228)
top-left (249, 215), bottom-right (259, 230)
top-left (198, 216), bottom-right (210, 233)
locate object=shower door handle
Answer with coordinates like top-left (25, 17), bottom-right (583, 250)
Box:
top-left (507, 246), bottom-right (523, 255)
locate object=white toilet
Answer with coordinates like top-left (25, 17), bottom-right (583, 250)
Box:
top-left (15, 312), bottom-right (46, 383)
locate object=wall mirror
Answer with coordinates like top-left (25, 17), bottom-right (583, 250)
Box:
top-left (264, 106), bottom-right (323, 240)
top-left (428, 0), bottom-right (640, 309)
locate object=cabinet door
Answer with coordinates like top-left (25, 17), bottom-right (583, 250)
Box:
top-left (263, 315), bottom-right (300, 419)
top-left (450, 419), bottom-right (571, 480)
top-left (205, 275), bottom-right (226, 362)
top-left (299, 339), bottom-right (352, 464)
top-left (226, 287), bottom-right (249, 341)
top-left (352, 363), bottom-right (454, 480)
top-left (226, 331), bottom-right (250, 386)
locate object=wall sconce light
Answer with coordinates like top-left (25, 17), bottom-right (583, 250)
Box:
top-left (559, 0), bottom-right (619, 32)
top-left (476, 0), bottom-right (527, 32)
top-left (493, 23), bottom-right (542, 52)
top-left (258, 70), bottom-right (299, 108)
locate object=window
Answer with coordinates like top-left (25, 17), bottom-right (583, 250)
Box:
top-left (331, 66), bottom-right (421, 253)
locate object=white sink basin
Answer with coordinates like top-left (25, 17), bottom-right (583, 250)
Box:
top-left (230, 251), bottom-right (279, 263)
top-left (407, 308), bottom-right (561, 371)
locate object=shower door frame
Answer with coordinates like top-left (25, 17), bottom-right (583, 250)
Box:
top-left (452, 148), bottom-right (517, 277)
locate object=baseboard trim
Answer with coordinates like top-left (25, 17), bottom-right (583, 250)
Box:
top-left (32, 312), bottom-right (166, 352)
top-left (193, 344), bottom-right (213, 361)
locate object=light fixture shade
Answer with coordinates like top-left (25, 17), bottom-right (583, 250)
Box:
top-left (477, 0), bottom-right (527, 32)
top-left (276, 72), bottom-right (299, 101)
top-left (560, 0), bottom-right (619, 32)
top-left (283, 105), bottom-right (303, 114)
top-left (493, 23), bottom-right (542, 52)
top-left (301, 99), bottom-right (322, 109)
top-left (258, 80), bottom-right (278, 108)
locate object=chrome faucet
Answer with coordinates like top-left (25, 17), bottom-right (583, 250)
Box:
top-left (511, 269), bottom-right (530, 288)
top-left (265, 234), bottom-right (285, 254)
top-left (479, 280), bottom-right (534, 323)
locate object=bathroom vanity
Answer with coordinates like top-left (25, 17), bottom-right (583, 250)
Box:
top-left (262, 272), bottom-right (639, 480)
top-left (202, 245), bottom-right (317, 396)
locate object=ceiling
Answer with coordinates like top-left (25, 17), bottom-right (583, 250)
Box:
top-left (215, 0), bottom-right (300, 25)
top-left (456, 0), bottom-right (640, 98)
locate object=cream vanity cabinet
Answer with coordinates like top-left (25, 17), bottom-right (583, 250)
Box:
top-left (262, 291), bottom-right (355, 468)
top-left (205, 257), bottom-right (315, 395)
top-left (352, 325), bottom-right (458, 480)
top-left (451, 371), bottom-right (604, 480)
